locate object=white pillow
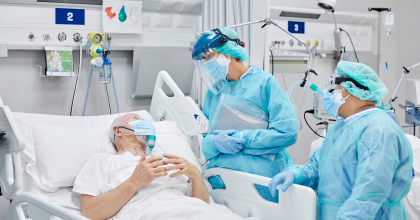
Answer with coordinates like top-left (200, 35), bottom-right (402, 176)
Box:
top-left (27, 125), bottom-right (116, 192)
top-left (27, 121), bottom-right (199, 193)
top-left (12, 110), bottom-right (153, 165)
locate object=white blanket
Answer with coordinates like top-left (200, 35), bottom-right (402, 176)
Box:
top-left (73, 151), bottom-right (258, 220)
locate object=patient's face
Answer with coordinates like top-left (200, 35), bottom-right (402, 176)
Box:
top-left (115, 113), bottom-right (145, 154)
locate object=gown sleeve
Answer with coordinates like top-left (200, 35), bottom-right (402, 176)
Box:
top-left (286, 147), bottom-right (320, 190)
top-left (235, 77), bottom-right (298, 155)
top-left (201, 91), bottom-right (220, 160)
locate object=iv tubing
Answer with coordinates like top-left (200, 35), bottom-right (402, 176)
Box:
top-left (108, 41), bottom-right (120, 113)
top-left (104, 84), bottom-right (111, 114)
top-left (82, 68), bottom-right (94, 116)
top-left (70, 40), bottom-right (83, 116)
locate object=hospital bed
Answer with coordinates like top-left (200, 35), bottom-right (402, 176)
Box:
top-left (0, 71), bottom-right (316, 220)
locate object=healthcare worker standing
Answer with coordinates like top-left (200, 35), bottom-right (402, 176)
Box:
top-left (192, 27), bottom-right (298, 202)
top-left (269, 61), bottom-right (413, 219)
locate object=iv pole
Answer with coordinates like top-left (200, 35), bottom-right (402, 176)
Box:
top-left (368, 7), bottom-right (391, 77)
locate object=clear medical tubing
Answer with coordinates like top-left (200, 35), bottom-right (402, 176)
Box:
top-left (286, 79), bottom-right (324, 130)
top-left (108, 42), bottom-right (120, 113)
top-left (70, 40), bottom-right (83, 116)
top-left (286, 80), bottom-right (304, 130)
top-left (394, 110), bottom-right (402, 128)
top-left (82, 68), bottom-right (94, 116)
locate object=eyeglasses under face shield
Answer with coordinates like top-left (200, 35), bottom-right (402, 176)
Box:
top-left (327, 74), bottom-right (369, 93)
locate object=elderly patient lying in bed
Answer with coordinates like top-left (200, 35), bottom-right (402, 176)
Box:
top-left (73, 113), bottom-right (255, 220)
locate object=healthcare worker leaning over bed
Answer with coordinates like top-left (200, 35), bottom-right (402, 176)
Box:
top-left (269, 61), bottom-right (413, 220)
top-left (73, 113), bottom-right (257, 220)
top-left (192, 27), bottom-right (297, 202)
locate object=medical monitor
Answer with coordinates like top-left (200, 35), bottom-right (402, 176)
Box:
top-left (132, 46), bottom-right (195, 98)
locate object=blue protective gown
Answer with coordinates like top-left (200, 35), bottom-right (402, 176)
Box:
top-left (202, 65), bottom-right (298, 202)
top-left (288, 109), bottom-right (413, 219)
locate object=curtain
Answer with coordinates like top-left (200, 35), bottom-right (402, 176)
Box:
top-left (201, 0), bottom-right (268, 68)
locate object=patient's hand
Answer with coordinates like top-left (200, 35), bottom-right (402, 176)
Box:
top-left (162, 154), bottom-right (200, 180)
top-left (163, 154), bottom-right (209, 203)
top-left (128, 153), bottom-right (167, 190)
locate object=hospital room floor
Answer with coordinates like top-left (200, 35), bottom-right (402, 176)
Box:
top-left (0, 197), bottom-right (9, 220)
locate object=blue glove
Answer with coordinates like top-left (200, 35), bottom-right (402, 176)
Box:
top-left (268, 169), bottom-right (298, 197)
top-left (210, 129), bottom-right (246, 154)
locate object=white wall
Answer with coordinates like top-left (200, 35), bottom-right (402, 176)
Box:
top-left (394, 0), bottom-right (420, 136)
top-left (270, 0), bottom-right (398, 165)
top-left (0, 50), bottom-right (152, 116)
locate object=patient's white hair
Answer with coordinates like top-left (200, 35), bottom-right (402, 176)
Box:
top-left (110, 115), bottom-right (123, 149)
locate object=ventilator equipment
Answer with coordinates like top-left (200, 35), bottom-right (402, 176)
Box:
top-left (82, 33), bottom-right (120, 116)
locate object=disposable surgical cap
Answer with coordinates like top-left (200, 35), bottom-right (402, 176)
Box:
top-left (209, 27), bottom-right (249, 62)
top-left (335, 61), bottom-right (388, 105)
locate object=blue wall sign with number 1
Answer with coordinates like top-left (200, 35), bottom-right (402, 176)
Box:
top-left (56, 8), bottom-right (85, 25)
top-left (288, 21), bottom-right (305, 34)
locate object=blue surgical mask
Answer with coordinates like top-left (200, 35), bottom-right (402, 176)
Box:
top-left (323, 88), bottom-right (350, 117)
top-left (204, 54), bottom-right (231, 80)
top-left (128, 120), bottom-right (155, 136)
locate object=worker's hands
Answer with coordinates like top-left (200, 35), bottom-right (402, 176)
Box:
top-left (128, 153), bottom-right (167, 190)
top-left (210, 129), bottom-right (246, 154)
top-left (163, 154), bottom-right (201, 180)
top-left (268, 169), bottom-right (298, 197)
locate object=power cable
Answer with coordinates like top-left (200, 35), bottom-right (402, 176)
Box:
top-left (269, 49), bottom-right (274, 75)
top-left (339, 28), bottom-right (359, 63)
top-left (304, 110), bottom-right (325, 138)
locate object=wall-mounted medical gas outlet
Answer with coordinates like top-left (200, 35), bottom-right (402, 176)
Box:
top-left (43, 33), bottom-right (51, 42)
top-left (0, 4), bottom-right (201, 50)
top-left (271, 38), bottom-right (323, 53)
top-left (73, 33), bottom-right (82, 42)
top-left (58, 32), bottom-right (66, 42)
top-left (289, 39), bottom-right (294, 47)
top-left (27, 32), bottom-right (35, 41)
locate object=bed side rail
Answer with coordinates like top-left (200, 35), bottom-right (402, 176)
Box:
top-left (0, 104), bottom-right (25, 200)
top-left (7, 192), bottom-right (89, 220)
top-left (203, 168), bottom-right (316, 220)
top-left (150, 71), bottom-right (209, 165)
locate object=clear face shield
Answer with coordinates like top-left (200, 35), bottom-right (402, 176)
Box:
top-left (193, 48), bottom-right (231, 95)
top-left (192, 33), bottom-right (235, 95)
